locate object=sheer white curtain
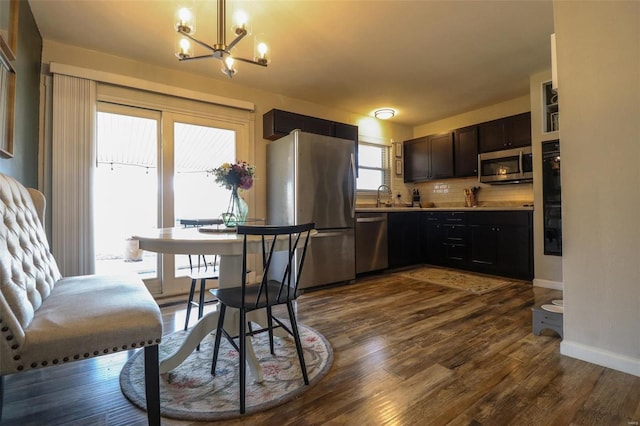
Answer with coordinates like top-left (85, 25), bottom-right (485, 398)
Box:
top-left (51, 74), bottom-right (96, 276)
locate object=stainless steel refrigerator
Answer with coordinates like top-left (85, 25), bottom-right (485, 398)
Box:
top-left (267, 130), bottom-right (356, 290)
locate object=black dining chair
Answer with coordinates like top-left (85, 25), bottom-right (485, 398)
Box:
top-left (210, 222), bottom-right (314, 414)
top-left (180, 218), bottom-right (222, 331)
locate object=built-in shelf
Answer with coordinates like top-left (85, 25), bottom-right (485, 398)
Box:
top-left (543, 81), bottom-right (559, 133)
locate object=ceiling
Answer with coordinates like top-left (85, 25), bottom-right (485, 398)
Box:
top-left (29, 0), bottom-right (555, 127)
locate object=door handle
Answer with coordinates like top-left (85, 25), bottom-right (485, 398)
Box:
top-left (349, 153), bottom-right (356, 219)
top-left (519, 150), bottom-right (524, 177)
top-left (356, 217), bottom-right (387, 223)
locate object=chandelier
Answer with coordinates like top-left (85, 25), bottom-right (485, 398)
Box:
top-left (174, 0), bottom-right (269, 78)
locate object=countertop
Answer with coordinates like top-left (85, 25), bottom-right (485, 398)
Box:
top-left (356, 205), bottom-right (534, 212)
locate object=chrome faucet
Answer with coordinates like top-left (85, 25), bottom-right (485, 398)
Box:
top-left (376, 184), bottom-right (392, 207)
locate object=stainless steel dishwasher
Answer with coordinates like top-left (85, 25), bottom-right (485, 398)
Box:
top-left (356, 212), bottom-right (388, 274)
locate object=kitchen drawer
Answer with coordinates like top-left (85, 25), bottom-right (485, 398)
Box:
top-left (445, 243), bottom-right (467, 262)
top-left (466, 211), bottom-right (530, 226)
top-left (443, 223), bottom-right (466, 240)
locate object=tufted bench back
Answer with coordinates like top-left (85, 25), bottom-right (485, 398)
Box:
top-left (0, 173), bottom-right (62, 350)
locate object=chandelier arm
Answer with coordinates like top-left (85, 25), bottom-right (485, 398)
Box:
top-left (178, 29), bottom-right (219, 54)
top-left (226, 30), bottom-right (248, 51)
top-left (233, 56), bottom-right (268, 67)
top-left (178, 54), bottom-right (218, 62)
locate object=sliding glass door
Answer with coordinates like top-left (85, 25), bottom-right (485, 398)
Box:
top-left (94, 103), bottom-right (161, 293)
top-left (94, 105), bottom-right (240, 297)
top-left (165, 114), bottom-right (236, 294)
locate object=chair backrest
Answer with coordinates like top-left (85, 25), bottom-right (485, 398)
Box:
top-left (236, 223), bottom-right (314, 309)
top-left (0, 173), bottom-right (62, 352)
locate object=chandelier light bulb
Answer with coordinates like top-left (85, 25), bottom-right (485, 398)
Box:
top-left (256, 42), bottom-right (268, 64)
top-left (179, 38), bottom-right (190, 54)
top-left (176, 7), bottom-right (195, 34)
top-left (257, 42), bottom-right (268, 57)
top-left (178, 8), bottom-right (191, 23)
top-left (233, 9), bottom-right (249, 31)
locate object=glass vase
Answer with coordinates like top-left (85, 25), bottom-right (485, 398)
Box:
top-left (222, 187), bottom-right (248, 228)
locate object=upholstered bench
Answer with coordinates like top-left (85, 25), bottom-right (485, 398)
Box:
top-left (0, 173), bottom-right (163, 424)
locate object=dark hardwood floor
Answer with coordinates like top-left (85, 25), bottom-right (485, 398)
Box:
top-left (2, 270), bottom-right (639, 425)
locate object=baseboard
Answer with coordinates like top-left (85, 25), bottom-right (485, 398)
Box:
top-left (561, 339), bottom-right (640, 377)
top-left (533, 278), bottom-right (563, 290)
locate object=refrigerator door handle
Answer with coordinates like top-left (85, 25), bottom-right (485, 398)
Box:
top-left (349, 153), bottom-right (356, 218)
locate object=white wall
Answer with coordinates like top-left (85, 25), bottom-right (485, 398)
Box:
top-left (555, 1), bottom-right (640, 376)
top-left (529, 69), bottom-right (563, 289)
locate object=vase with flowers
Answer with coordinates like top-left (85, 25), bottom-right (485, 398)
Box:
top-left (210, 161), bottom-right (256, 227)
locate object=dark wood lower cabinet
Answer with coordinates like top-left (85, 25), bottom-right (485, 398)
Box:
top-left (416, 210), bottom-right (533, 280)
top-left (467, 211), bottom-right (532, 280)
top-left (388, 212), bottom-right (422, 269)
top-left (421, 212), bottom-right (445, 265)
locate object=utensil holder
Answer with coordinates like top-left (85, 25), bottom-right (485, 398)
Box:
top-left (465, 193), bottom-right (477, 207)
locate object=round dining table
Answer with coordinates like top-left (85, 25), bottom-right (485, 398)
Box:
top-left (132, 226), bottom-right (296, 382)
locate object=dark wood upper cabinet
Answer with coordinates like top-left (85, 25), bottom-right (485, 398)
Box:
top-left (429, 133), bottom-right (454, 179)
top-left (506, 112), bottom-right (532, 148)
top-left (478, 119), bottom-right (505, 153)
top-left (478, 112), bottom-right (531, 153)
top-left (454, 125), bottom-right (478, 178)
top-left (263, 109), bottom-right (356, 142)
top-left (403, 133), bottom-right (453, 183)
top-left (403, 136), bottom-right (429, 182)
top-left (333, 122), bottom-right (358, 142)
top-left (263, 109), bottom-right (359, 174)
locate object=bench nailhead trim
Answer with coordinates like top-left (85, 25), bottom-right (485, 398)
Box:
top-left (8, 340), bottom-right (161, 373)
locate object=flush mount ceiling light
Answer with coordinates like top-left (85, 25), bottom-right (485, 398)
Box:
top-left (174, 0), bottom-right (269, 78)
top-left (374, 108), bottom-right (396, 120)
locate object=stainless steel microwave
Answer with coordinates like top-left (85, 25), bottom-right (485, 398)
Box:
top-left (478, 146), bottom-right (533, 184)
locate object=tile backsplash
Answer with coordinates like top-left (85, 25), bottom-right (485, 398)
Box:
top-left (392, 176), bottom-right (533, 207)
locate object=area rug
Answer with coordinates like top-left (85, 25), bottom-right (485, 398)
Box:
top-left (396, 266), bottom-right (513, 294)
top-left (120, 323), bottom-right (333, 421)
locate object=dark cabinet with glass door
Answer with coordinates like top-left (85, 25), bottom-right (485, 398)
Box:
top-left (542, 140), bottom-right (562, 255)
